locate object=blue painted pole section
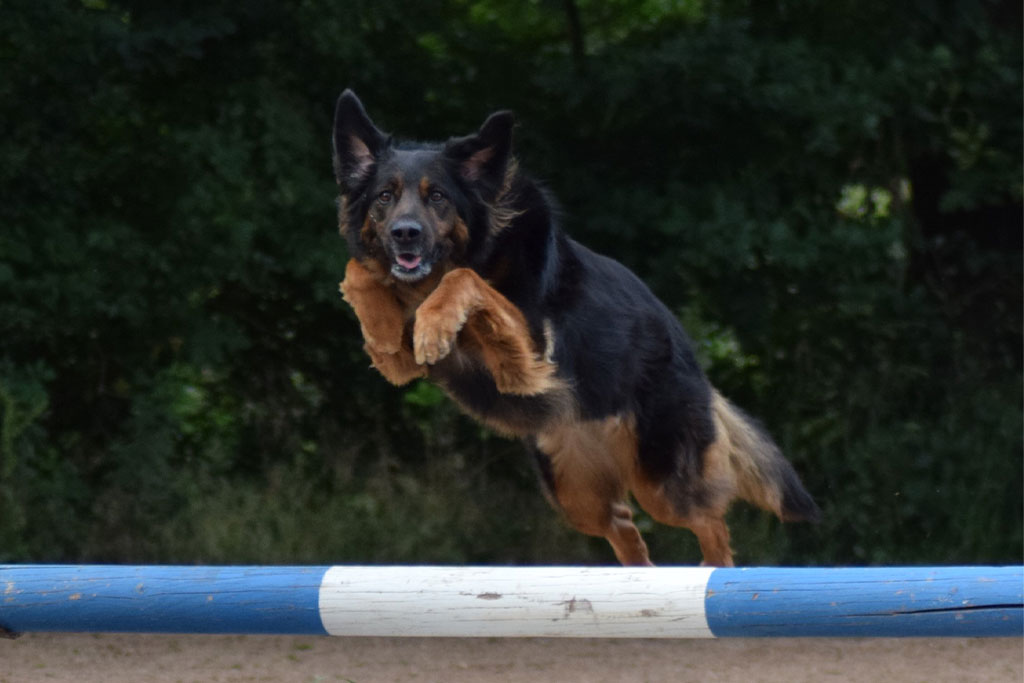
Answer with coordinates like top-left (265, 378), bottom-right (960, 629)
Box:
top-left (705, 566), bottom-right (1024, 637)
top-left (2, 565), bottom-right (1021, 637)
top-left (0, 565), bottom-right (330, 635)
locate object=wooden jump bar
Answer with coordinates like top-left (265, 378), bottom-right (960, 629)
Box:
top-left (1, 565), bottom-right (1020, 638)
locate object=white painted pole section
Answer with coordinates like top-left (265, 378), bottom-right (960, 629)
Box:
top-left (318, 566), bottom-right (715, 638)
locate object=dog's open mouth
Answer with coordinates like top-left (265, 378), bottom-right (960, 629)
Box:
top-left (391, 252), bottom-right (432, 281)
top-left (396, 253), bottom-right (421, 270)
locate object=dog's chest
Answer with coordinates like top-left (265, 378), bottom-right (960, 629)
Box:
top-left (426, 351), bottom-right (567, 437)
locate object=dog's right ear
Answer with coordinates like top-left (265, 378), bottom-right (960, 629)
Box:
top-left (444, 110), bottom-right (515, 202)
top-left (332, 90), bottom-right (388, 193)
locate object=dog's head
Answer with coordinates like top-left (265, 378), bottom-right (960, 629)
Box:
top-left (332, 90), bottom-right (514, 284)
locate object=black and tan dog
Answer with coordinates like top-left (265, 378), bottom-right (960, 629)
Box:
top-left (333, 90), bottom-right (819, 566)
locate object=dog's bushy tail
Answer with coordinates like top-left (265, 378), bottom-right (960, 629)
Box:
top-left (711, 390), bottom-right (821, 523)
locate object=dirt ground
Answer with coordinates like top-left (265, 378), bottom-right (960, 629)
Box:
top-left (1, 634), bottom-right (1020, 683)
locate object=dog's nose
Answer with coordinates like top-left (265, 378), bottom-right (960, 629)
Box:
top-left (390, 220), bottom-right (422, 244)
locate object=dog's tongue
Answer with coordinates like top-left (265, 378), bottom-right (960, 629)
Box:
top-left (396, 254), bottom-right (422, 270)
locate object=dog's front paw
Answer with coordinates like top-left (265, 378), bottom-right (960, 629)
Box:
top-left (413, 308), bottom-right (467, 365)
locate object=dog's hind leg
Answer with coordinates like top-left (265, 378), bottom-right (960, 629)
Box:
top-left (536, 416), bottom-right (653, 567)
top-left (630, 436), bottom-right (738, 567)
top-left (687, 515), bottom-right (733, 567)
top-left (632, 477), bottom-right (736, 567)
top-left (604, 501), bottom-right (653, 567)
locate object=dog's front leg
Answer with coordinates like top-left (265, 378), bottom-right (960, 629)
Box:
top-left (340, 258), bottom-right (425, 385)
top-left (413, 268), bottom-right (558, 395)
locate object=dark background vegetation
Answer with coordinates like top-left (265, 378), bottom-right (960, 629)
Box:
top-left (1, 0), bottom-right (1020, 566)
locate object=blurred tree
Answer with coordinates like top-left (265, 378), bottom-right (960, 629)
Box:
top-left (0, 0), bottom-right (1019, 565)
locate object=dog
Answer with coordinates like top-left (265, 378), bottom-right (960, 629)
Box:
top-left (333, 89), bottom-right (820, 566)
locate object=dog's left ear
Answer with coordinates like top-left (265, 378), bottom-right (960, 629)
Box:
top-left (445, 111), bottom-right (514, 197)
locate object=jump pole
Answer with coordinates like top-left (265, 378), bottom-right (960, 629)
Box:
top-left (1, 565), bottom-right (1020, 639)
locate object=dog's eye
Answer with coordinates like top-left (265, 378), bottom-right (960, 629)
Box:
top-left (377, 190), bottom-right (393, 204)
top-left (428, 190), bottom-right (446, 204)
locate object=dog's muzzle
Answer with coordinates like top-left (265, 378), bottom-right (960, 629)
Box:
top-left (389, 219), bottom-right (433, 282)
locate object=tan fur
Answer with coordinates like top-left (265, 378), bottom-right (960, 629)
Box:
top-left (487, 159), bottom-right (524, 236)
top-left (536, 416), bottom-right (652, 566)
top-left (339, 259), bottom-right (405, 354)
top-left (361, 341), bottom-right (426, 386)
top-left (711, 390), bottom-right (785, 517)
top-left (342, 259), bottom-right (784, 568)
top-left (334, 92), bottom-right (813, 568)
top-left (341, 260), bottom-right (561, 399)
top-left (630, 458), bottom-right (736, 567)
top-left (624, 391), bottom-right (793, 566)
top-left (339, 259), bottom-right (426, 386)
top-left (360, 210), bottom-right (377, 247)
top-left (413, 268), bottom-right (562, 396)
top-left (534, 411), bottom-right (740, 567)
top-left (337, 196), bottom-right (350, 237)
top-left (541, 318), bottom-right (556, 364)
top-left (450, 217), bottom-right (470, 255)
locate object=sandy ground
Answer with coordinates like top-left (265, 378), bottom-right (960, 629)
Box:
top-left (0, 634), bottom-right (1020, 682)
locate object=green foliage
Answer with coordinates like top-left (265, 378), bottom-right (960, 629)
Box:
top-left (0, 0), bottom-right (1019, 565)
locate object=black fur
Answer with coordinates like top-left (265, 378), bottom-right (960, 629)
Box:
top-left (333, 90), bottom-right (819, 559)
